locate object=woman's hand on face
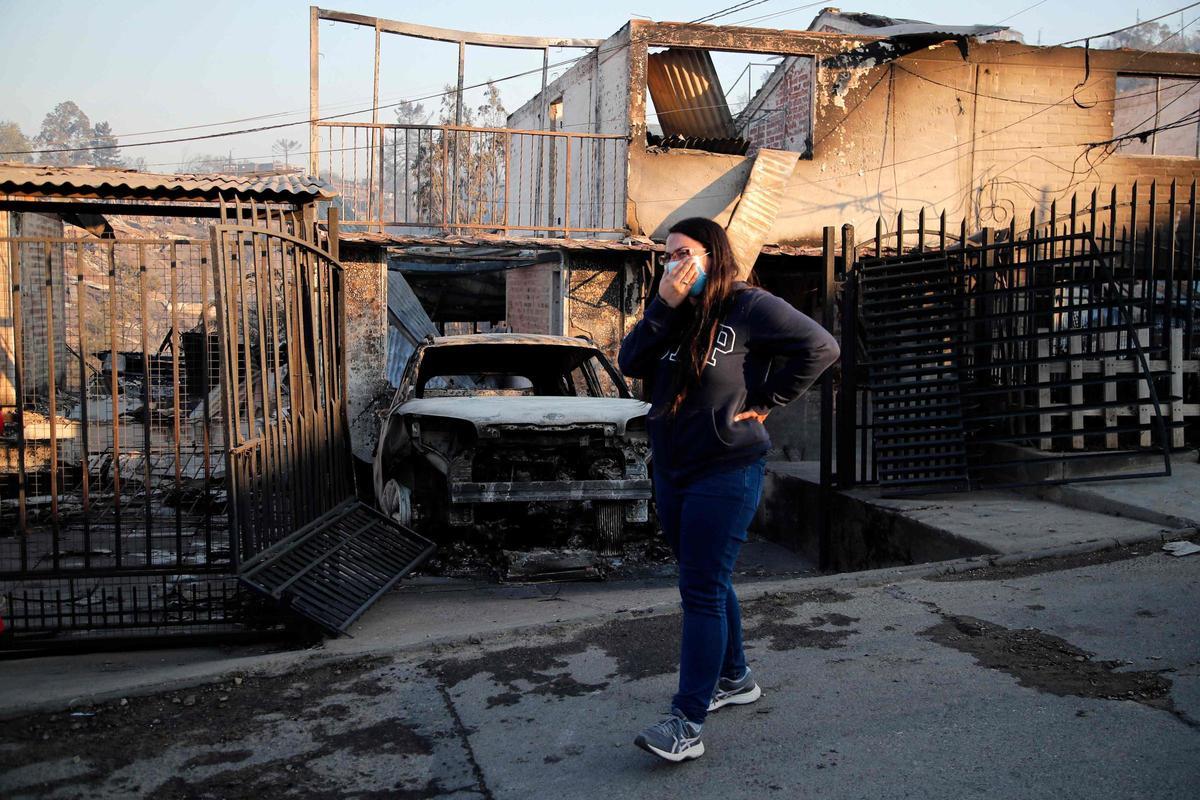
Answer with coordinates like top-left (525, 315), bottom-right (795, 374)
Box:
top-left (658, 256), bottom-right (699, 308)
top-left (733, 406), bottom-right (770, 424)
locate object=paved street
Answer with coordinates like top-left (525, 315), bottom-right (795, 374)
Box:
top-left (2, 539), bottom-right (1198, 799)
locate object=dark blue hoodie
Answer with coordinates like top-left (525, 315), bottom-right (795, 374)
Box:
top-left (618, 283), bottom-right (840, 484)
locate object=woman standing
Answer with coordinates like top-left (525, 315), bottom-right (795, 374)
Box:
top-left (618, 217), bottom-right (840, 763)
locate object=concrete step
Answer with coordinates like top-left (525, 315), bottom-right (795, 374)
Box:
top-left (756, 461), bottom-right (1178, 571)
top-left (1025, 451), bottom-right (1200, 530)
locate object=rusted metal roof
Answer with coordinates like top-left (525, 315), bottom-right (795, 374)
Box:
top-left (338, 231), bottom-right (662, 252)
top-left (646, 48), bottom-right (737, 140)
top-left (0, 163), bottom-right (336, 203)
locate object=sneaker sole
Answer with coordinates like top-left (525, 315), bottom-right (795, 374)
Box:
top-left (634, 735), bottom-right (705, 762)
top-left (707, 683), bottom-right (762, 712)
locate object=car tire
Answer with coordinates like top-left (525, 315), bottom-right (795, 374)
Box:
top-left (381, 478), bottom-right (414, 528)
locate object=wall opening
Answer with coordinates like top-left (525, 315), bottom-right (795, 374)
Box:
top-left (644, 47), bottom-right (814, 157)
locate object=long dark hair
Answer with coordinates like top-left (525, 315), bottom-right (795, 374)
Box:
top-left (662, 217), bottom-right (742, 417)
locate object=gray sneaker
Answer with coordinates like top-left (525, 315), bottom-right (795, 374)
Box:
top-left (634, 708), bottom-right (704, 762)
top-left (707, 668), bottom-right (762, 712)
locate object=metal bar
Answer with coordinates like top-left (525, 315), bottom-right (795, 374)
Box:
top-left (209, 223), bottom-right (240, 569)
top-left (169, 242), bottom-right (182, 564)
top-left (43, 244), bottom-right (60, 564)
top-left (248, 202), bottom-right (277, 550)
top-left (108, 241), bottom-right (122, 566)
top-left (309, 5), bottom-right (320, 176)
top-left (8, 239), bottom-right (28, 560)
top-left (1166, 181), bottom-right (1178, 382)
top-left (138, 244), bottom-right (153, 566)
top-left (314, 8), bottom-right (602, 49)
top-left (198, 247), bottom-right (214, 564)
top-left (1189, 180), bottom-right (1197, 355)
top-left (73, 243), bottom-right (91, 567)
top-left (818, 226), bottom-right (836, 570)
top-left (1148, 181), bottom-right (1158, 343)
top-left (564, 134), bottom-right (572, 236)
top-left (838, 223), bottom-right (857, 489)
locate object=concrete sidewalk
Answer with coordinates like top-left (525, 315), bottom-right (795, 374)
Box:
top-left (2, 535), bottom-right (1197, 800)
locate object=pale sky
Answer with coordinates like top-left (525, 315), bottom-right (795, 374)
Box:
top-left (1, 0), bottom-right (1192, 171)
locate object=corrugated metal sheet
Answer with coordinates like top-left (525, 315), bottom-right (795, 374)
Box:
top-left (341, 230), bottom-right (819, 257)
top-left (338, 231), bottom-right (661, 252)
top-left (0, 163), bottom-right (336, 202)
top-left (809, 9), bottom-right (1021, 42)
top-left (386, 270), bottom-right (439, 387)
top-left (724, 148), bottom-right (802, 279)
top-left (647, 133), bottom-right (749, 155)
top-left (646, 48), bottom-right (736, 140)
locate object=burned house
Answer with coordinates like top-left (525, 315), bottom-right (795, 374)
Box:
top-left (311, 8), bottom-right (1198, 522)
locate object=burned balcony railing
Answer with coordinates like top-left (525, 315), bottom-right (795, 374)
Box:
top-left (315, 122), bottom-right (629, 236)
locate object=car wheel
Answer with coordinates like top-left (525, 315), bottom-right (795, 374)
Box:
top-left (381, 478), bottom-right (413, 527)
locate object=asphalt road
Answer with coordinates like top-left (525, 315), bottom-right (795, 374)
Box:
top-left (2, 542), bottom-right (1198, 800)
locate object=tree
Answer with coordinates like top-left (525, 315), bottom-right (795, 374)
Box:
top-left (33, 101), bottom-right (96, 166)
top-left (31, 101), bottom-right (124, 167)
top-left (1107, 22), bottom-right (1200, 53)
top-left (182, 153), bottom-right (232, 173)
top-left (0, 121), bottom-right (32, 162)
top-left (272, 138), bottom-right (301, 168)
top-left (90, 121), bottom-right (122, 167)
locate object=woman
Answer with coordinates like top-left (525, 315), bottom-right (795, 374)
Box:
top-left (618, 217), bottom-right (840, 763)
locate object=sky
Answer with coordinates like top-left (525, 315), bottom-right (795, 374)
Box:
top-left (1, 0), bottom-right (1194, 171)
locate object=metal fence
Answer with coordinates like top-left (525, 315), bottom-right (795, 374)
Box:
top-left (1, 235), bottom-right (247, 643)
top-left (315, 121), bottom-right (628, 235)
top-left (1, 205), bottom-right (353, 647)
top-left (828, 181), bottom-right (1199, 496)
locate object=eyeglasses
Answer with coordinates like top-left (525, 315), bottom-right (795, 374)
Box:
top-left (665, 247), bottom-right (707, 262)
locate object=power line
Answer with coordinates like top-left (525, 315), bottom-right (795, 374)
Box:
top-left (0, 42), bottom-right (626, 159)
top-left (994, 0), bottom-right (1050, 26)
top-left (1053, 0), bottom-right (1200, 46)
top-left (691, 0), bottom-right (776, 25)
top-left (728, 1), bottom-right (827, 27)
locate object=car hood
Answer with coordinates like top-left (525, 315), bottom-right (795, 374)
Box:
top-left (396, 396), bottom-right (650, 434)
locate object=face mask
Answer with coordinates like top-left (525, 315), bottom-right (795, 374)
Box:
top-left (665, 257), bottom-right (708, 297)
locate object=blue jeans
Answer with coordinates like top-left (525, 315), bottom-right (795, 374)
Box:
top-left (653, 457), bottom-right (766, 724)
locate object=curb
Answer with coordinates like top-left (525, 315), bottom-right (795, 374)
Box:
top-left (2, 525), bottom-right (1194, 719)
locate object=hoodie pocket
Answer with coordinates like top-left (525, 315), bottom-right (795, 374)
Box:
top-left (710, 406), bottom-right (770, 451)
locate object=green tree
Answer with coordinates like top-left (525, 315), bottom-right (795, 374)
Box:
top-left (0, 121), bottom-right (32, 162)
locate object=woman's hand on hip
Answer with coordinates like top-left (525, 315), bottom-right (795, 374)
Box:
top-left (734, 406), bottom-right (770, 424)
top-left (658, 257), bottom-right (698, 308)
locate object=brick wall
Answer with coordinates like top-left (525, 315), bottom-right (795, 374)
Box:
top-left (741, 56), bottom-right (814, 156)
top-left (505, 263), bottom-right (559, 334)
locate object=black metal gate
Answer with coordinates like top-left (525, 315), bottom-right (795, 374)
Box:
top-left (855, 228), bottom-right (1174, 495)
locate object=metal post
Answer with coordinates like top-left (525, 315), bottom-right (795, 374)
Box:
top-left (818, 226), bottom-right (836, 570)
top-left (309, 5), bottom-right (320, 176)
top-left (837, 224), bottom-right (857, 489)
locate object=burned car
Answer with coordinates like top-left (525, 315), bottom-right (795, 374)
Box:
top-left (373, 334), bottom-right (652, 547)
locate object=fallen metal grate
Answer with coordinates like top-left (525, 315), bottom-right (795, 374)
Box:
top-left (238, 500), bottom-right (436, 635)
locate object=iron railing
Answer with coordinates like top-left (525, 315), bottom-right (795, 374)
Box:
top-left (315, 121), bottom-right (629, 235)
